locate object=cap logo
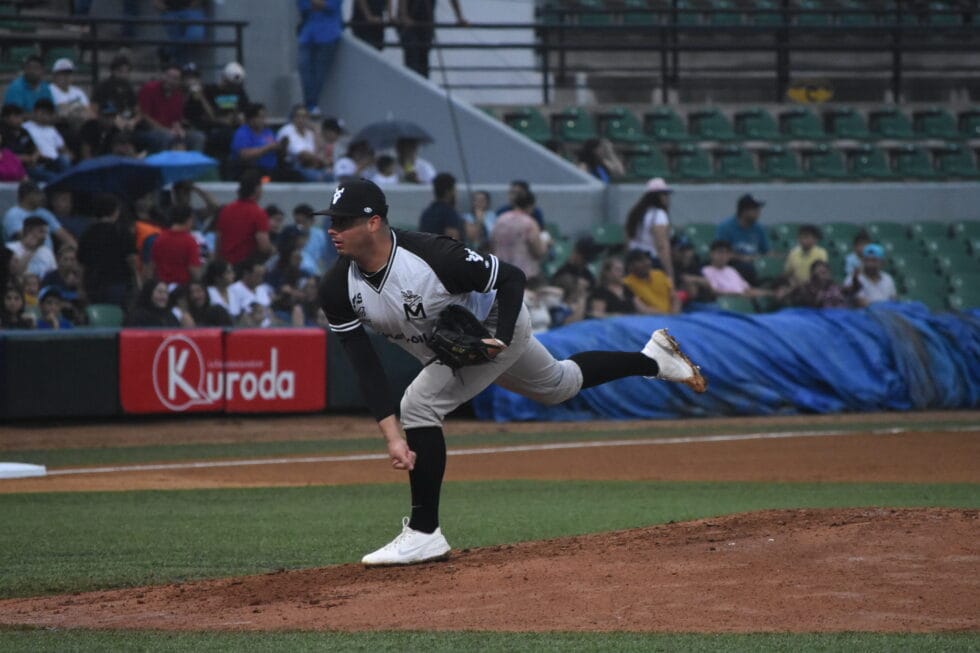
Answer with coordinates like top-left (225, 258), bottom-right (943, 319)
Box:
top-left (363, 207), bottom-right (372, 213)
top-left (332, 187), bottom-right (345, 205)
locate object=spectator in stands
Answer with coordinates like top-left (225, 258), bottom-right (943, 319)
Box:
top-left (230, 103), bottom-right (284, 178)
top-left (490, 190), bottom-right (549, 280)
top-left (551, 235), bottom-right (600, 292)
top-left (49, 58), bottom-right (91, 124)
top-left (787, 260), bottom-right (847, 309)
top-left (41, 244), bottom-right (85, 318)
top-left (158, 0), bottom-right (208, 66)
top-left (296, 0), bottom-right (344, 115)
top-left (623, 249), bottom-right (678, 314)
top-left (152, 206), bottom-right (202, 285)
top-left (495, 180), bottom-right (545, 229)
top-left (132, 193), bottom-right (166, 276)
top-left (204, 259), bottom-right (240, 317)
top-left (92, 56), bottom-right (140, 131)
top-left (291, 276), bottom-right (325, 327)
top-left (0, 105), bottom-right (39, 180)
top-left (47, 190), bottom-right (88, 241)
top-left (72, 0), bottom-right (139, 36)
top-left (576, 138), bottom-right (625, 183)
top-left (293, 203), bottom-right (335, 274)
top-left (701, 239), bottom-right (767, 298)
top-left (672, 237), bottom-right (714, 304)
top-left (266, 228), bottom-right (311, 320)
top-left (36, 286), bottom-right (73, 330)
top-left (138, 63), bottom-right (201, 152)
top-left (264, 204), bottom-right (286, 248)
top-left (589, 257), bottom-right (640, 317)
top-left (371, 154), bottom-right (399, 186)
top-left (277, 105), bottom-right (331, 182)
top-left (784, 224), bottom-right (828, 287)
top-left (625, 177), bottom-right (674, 279)
top-left (848, 243), bottom-right (897, 307)
top-left (8, 217), bottom-right (57, 280)
top-left (178, 63), bottom-right (217, 151)
top-left (461, 189), bottom-right (492, 253)
top-left (78, 102), bottom-right (123, 159)
top-left (229, 256), bottom-right (274, 324)
top-left (215, 171), bottom-right (273, 265)
top-left (125, 279), bottom-right (180, 327)
top-left (334, 139), bottom-right (375, 181)
top-left (418, 172), bottom-right (465, 241)
top-left (845, 229), bottom-right (871, 279)
top-left (167, 180), bottom-right (220, 233)
top-left (1, 282), bottom-right (34, 329)
top-left (3, 181), bottom-right (76, 251)
top-left (395, 137), bottom-right (436, 184)
top-left (184, 279), bottom-right (233, 326)
top-left (21, 273), bottom-right (41, 318)
top-left (397, 0), bottom-right (467, 78)
top-left (78, 194), bottom-right (137, 307)
top-left (23, 99), bottom-right (71, 175)
top-left (2, 55), bottom-right (53, 112)
top-left (203, 62), bottom-right (250, 157)
top-left (0, 130), bottom-right (27, 182)
top-left (320, 116), bottom-right (347, 171)
top-left (352, 0), bottom-right (392, 49)
top-left (715, 194), bottom-right (770, 286)
top-left (523, 275), bottom-right (556, 333)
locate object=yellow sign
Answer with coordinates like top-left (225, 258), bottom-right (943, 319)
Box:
top-left (787, 82), bottom-right (834, 104)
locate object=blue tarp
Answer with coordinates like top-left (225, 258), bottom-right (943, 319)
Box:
top-left (472, 303), bottom-right (980, 422)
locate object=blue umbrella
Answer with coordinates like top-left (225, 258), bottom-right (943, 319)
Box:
top-left (144, 151), bottom-right (219, 185)
top-left (353, 120), bottom-right (434, 150)
top-left (46, 155), bottom-right (162, 200)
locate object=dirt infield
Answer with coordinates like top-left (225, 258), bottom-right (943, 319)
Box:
top-left (0, 508), bottom-right (976, 633)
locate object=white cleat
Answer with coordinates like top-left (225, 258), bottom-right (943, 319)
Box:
top-left (361, 517), bottom-right (451, 566)
top-left (641, 328), bottom-right (708, 393)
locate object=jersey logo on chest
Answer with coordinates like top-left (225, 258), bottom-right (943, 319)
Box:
top-left (401, 289), bottom-right (427, 320)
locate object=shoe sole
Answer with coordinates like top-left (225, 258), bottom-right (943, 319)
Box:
top-left (658, 329), bottom-right (708, 394)
top-left (362, 551), bottom-right (451, 568)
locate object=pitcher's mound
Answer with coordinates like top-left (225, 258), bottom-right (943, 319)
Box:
top-left (1, 508), bottom-right (977, 633)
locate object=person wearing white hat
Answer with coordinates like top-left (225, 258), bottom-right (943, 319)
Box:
top-left (624, 177), bottom-right (675, 280)
top-left (49, 58), bottom-right (91, 122)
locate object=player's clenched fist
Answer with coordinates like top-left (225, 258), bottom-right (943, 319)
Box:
top-left (387, 438), bottom-right (416, 471)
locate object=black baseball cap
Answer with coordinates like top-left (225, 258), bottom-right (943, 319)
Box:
top-left (314, 178), bottom-right (388, 219)
top-left (737, 194), bottom-right (765, 212)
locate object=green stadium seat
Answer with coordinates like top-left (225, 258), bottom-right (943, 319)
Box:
top-left (902, 272), bottom-right (950, 310)
top-left (575, 0), bottom-right (613, 26)
top-left (644, 107), bottom-right (691, 142)
top-left (688, 109), bottom-right (738, 142)
top-left (949, 272), bottom-right (980, 295)
top-left (682, 223), bottom-right (719, 249)
top-left (85, 304), bottom-right (124, 328)
top-left (550, 237), bottom-right (573, 267)
top-left (935, 248), bottom-right (978, 277)
top-left (892, 145), bottom-right (939, 179)
top-left (837, 0), bottom-right (876, 26)
top-left (825, 107), bottom-right (871, 140)
top-left (592, 223), bottom-right (626, 249)
top-left (822, 222), bottom-right (864, 244)
top-left (869, 108), bottom-right (915, 140)
top-left (734, 107), bottom-right (781, 141)
top-left (951, 220), bottom-right (980, 242)
top-left (867, 221), bottom-right (910, 245)
top-left (44, 47), bottom-right (81, 69)
top-left (759, 145), bottom-right (806, 179)
top-left (779, 107), bottom-right (828, 141)
top-left (715, 295), bottom-right (756, 313)
top-left (958, 110), bottom-right (980, 139)
top-left (769, 223), bottom-right (795, 249)
top-left (623, 0), bottom-right (659, 25)
top-left (908, 222), bottom-right (949, 244)
top-left (552, 106), bottom-right (599, 143)
top-left (913, 108), bottom-right (961, 140)
top-left (626, 147), bottom-right (671, 180)
top-left (880, 0), bottom-right (920, 25)
top-left (673, 0), bottom-right (702, 25)
top-left (0, 45), bottom-right (39, 73)
top-left (887, 250), bottom-right (932, 282)
top-left (794, 0), bottom-right (832, 26)
top-left (805, 144), bottom-right (848, 179)
top-left (848, 144), bottom-right (896, 179)
top-left (754, 255), bottom-right (786, 281)
top-left (707, 0), bottom-right (742, 25)
top-left (0, 4), bottom-right (36, 33)
top-left (715, 145), bottom-right (763, 179)
top-left (924, 0), bottom-right (961, 26)
top-left (674, 144), bottom-right (716, 180)
top-left (503, 107), bottom-right (552, 144)
top-left (749, 0), bottom-right (783, 25)
top-left (948, 287), bottom-right (980, 310)
top-left (934, 144), bottom-right (980, 179)
top-left (598, 107), bottom-right (651, 144)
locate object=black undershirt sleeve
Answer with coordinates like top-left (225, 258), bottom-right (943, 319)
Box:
top-left (490, 261), bottom-right (526, 346)
top-left (336, 326), bottom-right (398, 422)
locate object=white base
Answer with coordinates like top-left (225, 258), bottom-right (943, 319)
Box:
top-left (0, 463), bottom-right (47, 479)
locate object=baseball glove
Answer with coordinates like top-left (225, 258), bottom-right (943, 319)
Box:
top-left (428, 304), bottom-right (496, 370)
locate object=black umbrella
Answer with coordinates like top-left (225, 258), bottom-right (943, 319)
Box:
top-left (46, 155), bottom-right (163, 201)
top-left (353, 120), bottom-right (434, 150)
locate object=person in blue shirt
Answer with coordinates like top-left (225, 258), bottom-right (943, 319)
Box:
top-left (2, 56), bottom-right (54, 112)
top-left (296, 0), bottom-right (344, 115)
top-left (714, 194), bottom-right (770, 286)
top-left (36, 286), bottom-right (73, 330)
top-left (293, 202), bottom-right (337, 274)
top-left (3, 180), bottom-right (76, 251)
top-left (231, 103), bottom-right (284, 177)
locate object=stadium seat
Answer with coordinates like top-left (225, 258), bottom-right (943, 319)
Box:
top-left (769, 223), bottom-right (795, 248)
top-left (951, 220), bottom-right (980, 242)
top-left (909, 222), bottom-right (950, 243)
top-left (825, 107), bottom-right (871, 140)
top-left (673, 144), bottom-right (716, 180)
top-left (85, 304), bottom-right (124, 328)
top-left (794, 0), bottom-right (832, 26)
top-left (598, 107), bottom-right (650, 144)
top-left (1, 45), bottom-right (38, 72)
top-left (592, 223), bottom-right (626, 249)
top-left (866, 221), bottom-right (909, 244)
top-left (779, 107), bottom-right (828, 141)
top-left (550, 238), bottom-right (573, 269)
top-left (0, 4), bottom-right (36, 33)
top-left (892, 145), bottom-right (939, 179)
top-left (673, 0), bottom-right (702, 25)
top-left (45, 47), bottom-right (81, 69)
top-left (887, 251), bottom-right (934, 283)
top-left (913, 108), bottom-right (961, 140)
top-left (880, 0), bottom-right (920, 25)
top-left (958, 110), bottom-right (980, 139)
top-left (626, 146), bottom-right (671, 179)
top-left (644, 107), bottom-right (691, 142)
top-left (707, 0), bottom-right (742, 25)
top-left (868, 108), bottom-right (915, 140)
top-left (503, 107), bottom-right (552, 144)
top-left (715, 295), bottom-right (756, 313)
top-left (948, 272), bottom-right (980, 295)
top-left (715, 145), bottom-right (763, 179)
top-left (575, 0), bottom-right (614, 26)
top-left (805, 144), bottom-right (848, 179)
top-left (902, 273), bottom-right (950, 311)
top-left (754, 255), bottom-right (786, 281)
top-left (924, 0), bottom-right (961, 26)
top-left (623, 0), bottom-right (659, 25)
top-left (749, 0), bottom-right (783, 25)
top-left (935, 249), bottom-right (978, 277)
top-left (934, 144), bottom-right (980, 179)
top-left (837, 0), bottom-right (876, 26)
top-left (682, 223), bottom-right (718, 249)
top-left (688, 109), bottom-right (738, 142)
top-left (948, 287), bottom-right (980, 310)
top-left (848, 144), bottom-right (896, 179)
top-left (759, 145), bottom-right (807, 179)
top-left (552, 106), bottom-right (599, 143)
top-left (822, 222), bottom-right (864, 244)
top-left (734, 107), bottom-right (781, 141)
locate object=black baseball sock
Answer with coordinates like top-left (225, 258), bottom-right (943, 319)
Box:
top-left (570, 351), bottom-right (659, 389)
top-left (406, 426), bottom-right (446, 534)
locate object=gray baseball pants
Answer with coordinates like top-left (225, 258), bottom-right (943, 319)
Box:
top-left (400, 304), bottom-right (584, 429)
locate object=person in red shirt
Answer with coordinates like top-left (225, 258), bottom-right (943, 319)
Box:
top-left (151, 205), bottom-right (202, 284)
top-left (136, 63), bottom-right (203, 152)
top-left (215, 170), bottom-right (273, 265)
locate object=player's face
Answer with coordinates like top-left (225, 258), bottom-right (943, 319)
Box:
top-left (327, 216), bottom-right (372, 255)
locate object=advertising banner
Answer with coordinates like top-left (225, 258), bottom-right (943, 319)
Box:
top-left (224, 329), bottom-right (326, 413)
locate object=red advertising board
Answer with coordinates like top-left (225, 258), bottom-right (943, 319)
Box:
top-left (223, 329), bottom-right (326, 413)
top-left (119, 330), bottom-right (225, 414)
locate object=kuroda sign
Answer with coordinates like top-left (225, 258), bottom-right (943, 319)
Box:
top-left (120, 330), bottom-right (326, 414)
